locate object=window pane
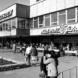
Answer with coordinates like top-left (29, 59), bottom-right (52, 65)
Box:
top-left (12, 20), bottom-right (16, 29)
top-left (34, 17), bottom-right (38, 28)
top-left (39, 25), bottom-right (43, 27)
top-left (67, 20), bottom-right (75, 23)
top-left (45, 14), bottom-right (50, 18)
top-left (39, 16), bottom-right (43, 24)
top-left (59, 10), bottom-right (65, 14)
top-left (0, 23), bottom-right (2, 31)
top-left (51, 22), bottom-right (57, 25)
top-left (77, 7), bottom-right (78, 10)
top-left (18, 19), bottom-right (26, 29)
top-left (59, 14), bottom-right (66, 25)
top-left (34, 17), bottom-right (38, 21)
top-left (51, 13), bottom-right (57, 22)
top-left (67, 8), bottom-right (75, 20)
top-left (34, 20), bottom-right (38, 28)
top-left (45, 18), bottom-right (50, 26)
top-left (30, 19), bottom-right (33, 28)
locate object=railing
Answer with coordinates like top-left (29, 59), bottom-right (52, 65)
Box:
top-left (58, 66), bottom-right (78, 78)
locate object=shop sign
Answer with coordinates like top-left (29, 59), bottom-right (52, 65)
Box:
top-left (41, 24), bottom-right (78, 35)
top-left (0, 10), bottom-right (13, 20)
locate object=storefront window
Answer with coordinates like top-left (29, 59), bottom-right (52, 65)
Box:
top-left (45, 14), bottom-right (50, 27)
top-left (18, 18), bottom-right (29, 29)
top-left (30, 19), bottom-right (33, 28)
top-left (39, 16), bottom-right (44, 27)
top-left (0, 23), bottom-right (2, 31)
top-left (51, 13), bottom-right (57, 25)
top-left (59, 10), bottom-right (66, 25)
top-left (34, 17), bottom-right (38, 28)
top-left (12, 19), bottom-right (16, 29)
top-left (8, 20), bottom-right (11, 30)
top-left (5, 23), bottom-right (9, 30)
top-left (67, 8), bottom-right (75, 23)
top-left (3, 23), bottom-right (6, 30)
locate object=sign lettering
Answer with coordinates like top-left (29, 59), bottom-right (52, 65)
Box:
top-left (0, 10), bottom-right (13, 20)
top-left (41, 24), bottom-right (78, 35)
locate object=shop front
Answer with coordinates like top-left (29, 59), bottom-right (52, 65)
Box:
top-left (30, 23), bottom-right (78, 48)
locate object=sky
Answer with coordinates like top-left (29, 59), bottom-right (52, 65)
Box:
top-left (0, 0), bottom-right (30, 11)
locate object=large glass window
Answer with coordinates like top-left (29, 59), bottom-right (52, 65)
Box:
top-left (30, 19), bottom-right (33, 28)
top-left (18, 19), bottom-right (26, 29)
top-left (12, 19), bottom-right (16, 29)
top-left (59, 10), bottom-right (66, 25)
top-left (45, 14), bottom-right (50, 27)
top-left (51, 13), bottom-right (57, 25)
top-left (0, 23), bottom-right (2, 31)
top-left (2, 23), bottom-right (6, 30)
top-left (34, 17), bottom-right (38, 28)
top-left (67, 8), bottom-right (75, 23)
top-left (39, 16), bottom-right (44, 27)
top-left (8, 20), bottom-right (11, 30)
top-left (5, 22), bottom-right (9, 30)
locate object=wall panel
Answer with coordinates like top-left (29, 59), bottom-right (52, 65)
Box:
top-left (37, 2), bottom-right (43, 16)
top-left (42, 0), bottom-right (50, 14)
top-left (66, 0), bottom-right (75, 8)
top-left (56, 0), bottom-right (65, 10)
top-left (30, 5), bottom-right (38, 18)
top-left (30, 0), bottom-right (36, 5)
top-left (49, 0), bottom-right (57, 12)
top-left (75, 0), bottom-right (78, 6)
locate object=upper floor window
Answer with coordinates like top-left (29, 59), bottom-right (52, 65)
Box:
top-left (67, 8), bottom-right (75, 23)
top-left (39, 16), bottom-right (44, 27)
top-left (45, 14), bottom-right (50, 27)
top-left (34, 17), bottom-right (38, 28)
top-left (59, 10), bottom-right (66, 25)
top-left (51, 13), bottom-right (57, 25)
top-left (30, 19), bottom-right (33, 29)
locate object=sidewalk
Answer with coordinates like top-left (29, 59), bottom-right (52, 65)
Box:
top-left (0, 50), bottom-right (78, 78)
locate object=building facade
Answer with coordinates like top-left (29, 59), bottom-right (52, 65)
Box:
top-left (1, 0), bottom-right (78, 48)
top-left (0, 3), bottom-right (30, 44)
top-left (29, 0), bottom-right (78, 48)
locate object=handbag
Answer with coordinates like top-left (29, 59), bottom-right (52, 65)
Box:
top-left (39, 71), bottom-right (45, 78)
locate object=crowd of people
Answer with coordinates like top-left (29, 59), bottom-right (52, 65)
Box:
top-left (0, 41), bottom-right (78, 78)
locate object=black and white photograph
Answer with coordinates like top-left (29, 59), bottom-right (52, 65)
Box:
top-left (0, 0), bottom-right (78, 78)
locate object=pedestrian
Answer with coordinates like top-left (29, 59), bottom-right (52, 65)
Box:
top-left (25, 44), bottom-right (32, 66)
top-left (30, 44), bottom-right (38, 66)
top-left (12, 42), bottom-right (16, 53)
top-left (39, 51), bottom-right (48, 78)
top-left (43, 51), bottom-right (59, 78)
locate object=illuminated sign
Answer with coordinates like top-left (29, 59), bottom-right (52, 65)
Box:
top-left (41, 24), bottom-right (78, 35)
top-left (0, 10), bottom-right (13, 20)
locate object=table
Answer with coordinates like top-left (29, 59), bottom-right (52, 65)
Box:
top-left (65, 50), bottom-right (78, 56)
top-left (37, 48), bottom-right (44, 52)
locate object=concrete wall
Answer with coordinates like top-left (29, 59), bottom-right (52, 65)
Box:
top-left (30, 0), bottom-right (78, 18)
top-left (16, 4), bottom-right (30, 18)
